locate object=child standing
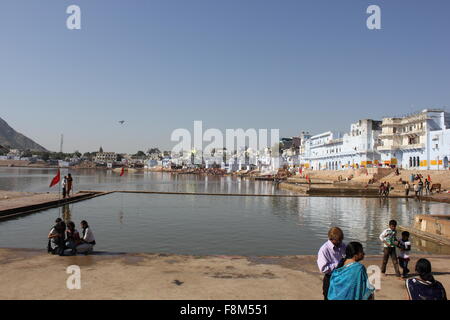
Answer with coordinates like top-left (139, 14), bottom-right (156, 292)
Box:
top-left (397, 231), bottom-right (412, 278)
top-left (379, 220), bottom-right (401, 278)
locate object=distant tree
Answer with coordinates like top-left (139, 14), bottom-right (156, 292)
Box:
top-left (22, 149), bottom-right (33, 157)
top-left (147, 148), bottom-right (161, 155)
top-left (135, 150), bottom-right (146, 158)
top-left (99, 146), bottom-right (104, 153)
top-left (50, 152), bottom-right (69, 160)
top-left (82, 152), bottom-right (92, 160)
top-left (41, 152), bottom-right (50, 161)
top-left (73, 150), bottom-right (82, 158)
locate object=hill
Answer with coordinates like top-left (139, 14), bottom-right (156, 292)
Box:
top-left (0, 117), bottom-right (47, 152)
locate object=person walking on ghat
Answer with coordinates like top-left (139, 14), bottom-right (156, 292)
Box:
top-left (317, 227), bottom-right (346, 300)
top-left (66, 173), bottom-right (73, 197)
top-left (418, 179), bottom-right (424, 197)
top-left (379, 182), bottom-right (384, 196)
top-left (379, 220), bottom-right (401, 279)
top-left (384, 182), bottom-right (391, 197)
top-left (404, 181), bottom-right (410, 197)
top-left (425, 179), bottom-right (431, 195)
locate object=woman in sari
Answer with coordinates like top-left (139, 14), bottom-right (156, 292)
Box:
top-left (328, 241), bottom-right (375, 300)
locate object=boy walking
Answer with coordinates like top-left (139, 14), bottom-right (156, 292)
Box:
top-left (379, 220), bottom-right (401, 278)
top-left (397, 231), bottom-right (411, 278)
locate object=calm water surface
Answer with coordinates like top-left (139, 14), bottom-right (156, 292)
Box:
top-left (0, 168), bottom-right (449, 255)
top-left (0, 167), bottom-right (286, 194)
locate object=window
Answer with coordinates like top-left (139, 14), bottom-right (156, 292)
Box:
top-left (408, 137), bottom-right (418, 145)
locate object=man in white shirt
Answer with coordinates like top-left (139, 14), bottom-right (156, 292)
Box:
top-left (76, 220), bottom-right (96, 254)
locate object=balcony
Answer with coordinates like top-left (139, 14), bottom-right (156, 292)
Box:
top-left (400, 143), bottom-right (425, 150)
top-left (377, 145), bottom-right (398, 151)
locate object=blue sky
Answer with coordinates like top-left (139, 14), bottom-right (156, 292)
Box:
top-left (1, 0), bottom-right (450, 153)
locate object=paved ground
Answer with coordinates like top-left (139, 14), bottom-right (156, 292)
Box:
top-left (0, 191), bottom-right (60, 212)
top-left (1, 248), bottom-right (449, 300)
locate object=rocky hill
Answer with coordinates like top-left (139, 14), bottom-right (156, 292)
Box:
top-left (0, 117), bottom-right (47, 152)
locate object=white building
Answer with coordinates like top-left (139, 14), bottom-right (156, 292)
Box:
top-left (94, 152), bottom-right (117, 163)
top-left (378, 109), bottom-right (450, 170)
top-left (302, 119), bottom-right (382, 170)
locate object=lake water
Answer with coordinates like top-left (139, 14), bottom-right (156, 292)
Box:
top-left (0, 167), bottom-right (286, 194)
top-left (1, 167), bottom-right (449, 255)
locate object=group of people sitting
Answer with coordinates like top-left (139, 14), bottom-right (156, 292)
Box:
top-left (318, 226), bottom-right (447, 300)
top-left (47, 218), bottom-right (96, 256)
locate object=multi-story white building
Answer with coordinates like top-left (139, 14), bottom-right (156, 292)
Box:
top-left (378, 109), bottom-right (450, 169)
top-left (301, 119), bottom-right (382, 170)
top-left (302, 131), bottom-right (343, 170)
top-left (94, 152), bottom-right (117, 163)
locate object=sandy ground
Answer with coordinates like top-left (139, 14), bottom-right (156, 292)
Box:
top-left (0, 248), bottom-right (449, 300)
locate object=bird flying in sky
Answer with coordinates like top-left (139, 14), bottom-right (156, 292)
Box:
top-left (118, 120), bottom-right (125, 124)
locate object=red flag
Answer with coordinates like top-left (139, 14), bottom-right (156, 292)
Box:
top-left (120, 167), bottom-right (125, 176)
top-left (49, 169), bottom-right (60, 188)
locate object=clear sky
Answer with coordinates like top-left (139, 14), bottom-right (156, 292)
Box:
top-left (1, 0), bottom-right (450, 153)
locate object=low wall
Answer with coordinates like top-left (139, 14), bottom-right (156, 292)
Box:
top-left (307, 187), bottom-right (379, 196)
top-left (413, 215), bottom-right (450, 239)
top-left (278, 182), bottom-right (308, 194)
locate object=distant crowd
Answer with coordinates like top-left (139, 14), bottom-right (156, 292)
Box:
top-left (379, 173), bottom-right (436, 198)
top-left (317, 222), bottom-right (447, 300)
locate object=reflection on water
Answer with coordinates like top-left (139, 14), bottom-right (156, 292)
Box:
top-left (0, 191), bottom-right (449, 255)
top-left (62, 204), bottom-right (72, 222)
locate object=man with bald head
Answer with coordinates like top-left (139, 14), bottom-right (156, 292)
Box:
top-left (317, 227), bottom-right (346, 300)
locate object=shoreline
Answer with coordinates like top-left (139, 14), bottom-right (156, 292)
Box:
top-left (1, 248), bottom-right (449, 300)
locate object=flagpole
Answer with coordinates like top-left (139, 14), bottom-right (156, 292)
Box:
top-left (58, 134), bottom-right (63, 218)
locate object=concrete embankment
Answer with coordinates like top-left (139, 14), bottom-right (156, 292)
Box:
top-left (1, 248), bottom-right (449, 300)
top-left (0, 191), bottom-right (112, 220)
top-left (278, 182), bottom-right (399, 197)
